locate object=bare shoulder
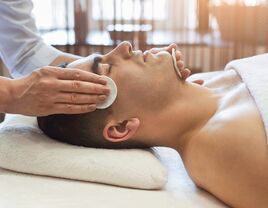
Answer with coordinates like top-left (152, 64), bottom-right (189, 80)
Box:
top-left (182, 78), bottom-right (268, 207)
top-left (183, 130), bottom-right (268, 207)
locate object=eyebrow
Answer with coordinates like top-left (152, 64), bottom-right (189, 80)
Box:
top-left (91, 56), bottom-right (103, 75)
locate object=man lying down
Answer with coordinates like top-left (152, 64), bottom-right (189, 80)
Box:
top-left (37, 41), bottom-right (268, 208)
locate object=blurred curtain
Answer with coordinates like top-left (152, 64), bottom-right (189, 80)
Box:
top-left (34, 0), bottom-right (268, 71)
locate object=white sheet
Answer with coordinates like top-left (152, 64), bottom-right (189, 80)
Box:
top-left (225, 53), bottom-right (268, 142)
top-left (0, 147), bottom-right (227, 208)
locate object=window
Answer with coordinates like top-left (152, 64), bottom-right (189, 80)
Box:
top-left (32, 0), bottom-right (74, 32)
top-left (92, 0), bottom-right (167, 21)
top-left (212, 0), bottom-right (267, 6)
top-left (32, 0), bottom-right (75, 45)
top-left (32, 0), bottom-right (200, 45)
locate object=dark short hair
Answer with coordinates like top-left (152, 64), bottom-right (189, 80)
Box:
top-left (37, 108), bottom-right (148, 149)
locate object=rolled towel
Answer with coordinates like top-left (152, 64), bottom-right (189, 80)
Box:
top-left (0, 114), bottom-right (167, 189)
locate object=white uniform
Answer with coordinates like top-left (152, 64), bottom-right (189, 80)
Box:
top-left (0, 0), bottom-right (62, 78)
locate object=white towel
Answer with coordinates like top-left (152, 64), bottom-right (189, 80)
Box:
top-left (0, 114), bottom-right (167, 189)
top-left (225, 53), bottom-right (268, 142)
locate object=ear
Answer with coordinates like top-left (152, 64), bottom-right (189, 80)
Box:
top-left (103, 118), bottom-right (140, 143)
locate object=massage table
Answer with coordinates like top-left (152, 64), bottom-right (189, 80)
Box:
top-left (5, 54), bottom-right (266, 208)
top-left (0, 138), bottom-right (227, 208)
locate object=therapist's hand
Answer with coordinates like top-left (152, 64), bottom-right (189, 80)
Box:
top-left (7, 66), bottom-right (110, 116)
top-left (146, 44), bottom-right (204, 85)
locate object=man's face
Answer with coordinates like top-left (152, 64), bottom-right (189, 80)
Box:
top-left (68, 41), bottom-right (181, 114)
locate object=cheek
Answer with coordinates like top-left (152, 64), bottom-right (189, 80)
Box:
top-left (112, 63), bottom-right (144, 89)
top-left (155, 56), bottom-right (172, 71)
top-left (111, 59), bottom-right (175, 111)
top-left (113, 70), bottom-right (149, 107)
top-left (117, 75), bottom-right (164, 112)
top-left (116, 71), bottom-right (146, 95)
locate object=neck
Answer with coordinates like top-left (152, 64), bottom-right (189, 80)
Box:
top-left (143, 81), bottom-right (219, 155)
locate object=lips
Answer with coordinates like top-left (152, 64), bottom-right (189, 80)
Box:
top-left (143, 51), bottom-right (150, 62)
top-left (131, 50), bottom-right (144, 63)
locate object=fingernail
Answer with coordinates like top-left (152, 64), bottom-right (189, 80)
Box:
top-left (177, 61), bottom-right (184, 69)
top-left (89, 104), bottom-right (96, 111)
top-left (98, 95), bottom-right (107, 101)
top-left (102, 87), bottom-right (110, 94)
top-left (99, 77), bottom-right (107, 84)
top-left (176, 51), bottom-right (182, 57)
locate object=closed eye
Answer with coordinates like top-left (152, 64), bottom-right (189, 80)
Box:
top-left (108, 64), bottom-right (113, 73)
top-left (91, 56), bottom-right (102, 75)
top-left (99, 63), bottom-right (113, 75)
top-left (91, 56), bottom-right (113, 75)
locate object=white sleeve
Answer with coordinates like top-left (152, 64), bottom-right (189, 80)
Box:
top-left (0, 0), bottom-right (63, 78)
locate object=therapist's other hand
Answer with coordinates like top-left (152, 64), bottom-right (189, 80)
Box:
top-left (145, 44), bottom-right (191, 80)
top-left (146, 44), bottom-right (204, 85)
top-left (7, 66), bottom-right (110, 116)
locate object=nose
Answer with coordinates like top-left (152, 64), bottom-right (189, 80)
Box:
top-left (111, 41), bottom-right (133, 59)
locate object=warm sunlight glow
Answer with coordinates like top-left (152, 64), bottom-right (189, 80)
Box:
top-left (213, 0), bottom-right (267, 6)
top-left (242, 0), bottom-right (267, 5)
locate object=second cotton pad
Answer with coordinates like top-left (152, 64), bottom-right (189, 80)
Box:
top-left (172, 48), bottom-right (182, 79)
top-left (96, 76), bottom-right (118, 109)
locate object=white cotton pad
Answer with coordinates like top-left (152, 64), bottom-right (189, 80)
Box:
top-left (172, 48), bottom-right (182, 79)
top-left (96, 76), bottom-right (118, 109)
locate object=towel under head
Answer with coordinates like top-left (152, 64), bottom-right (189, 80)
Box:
top-left (0, 114), bottom-right (167, 189)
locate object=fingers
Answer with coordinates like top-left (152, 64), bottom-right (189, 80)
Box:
top-left (57, 80), bottom-right (110, 95)
top-left (23, 66), bottom-right (111, 116)
top-left (56, 93), bottom-right (107, 105)
top-left (175, 50), bottom-right (183, 60)
top-left (166, 43), bottom-right (177, 53)
top-left (180, 68), bottom-right (191, 80)
top-left (56, 67), bottom-right (107, 85)
top-left (168, 46), bottom-right (190, 80)
top-left (146, 45), bottom-right (189, 80)
top-left (180, 68), bottom-right (204, 83)
top-left (177, 60), bottom-right (184, 69)
top-left (52, 103), bottom-right (97, 114)
top-left (165, 45), bottom-right (193, 81)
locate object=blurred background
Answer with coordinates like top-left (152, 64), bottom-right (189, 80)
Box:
top-left (32, 0), bottom-right (268, 72)
top-left (1, 0), bottom-right (268, 121)
top-left (2, 0), bottom-right (268, 73)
